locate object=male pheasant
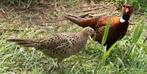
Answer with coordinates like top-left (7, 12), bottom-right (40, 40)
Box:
top-left (65, 4), bottom-right (133, 50)
top-left (7, 27), bottom-right (96, 63)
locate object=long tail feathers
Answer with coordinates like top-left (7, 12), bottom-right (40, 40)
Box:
top-left (65, 14), bottom-right (99, 28)
top-left (64, 14), bottom-right (82, 25)
top-left (7, 39), bottom-right (36, 47)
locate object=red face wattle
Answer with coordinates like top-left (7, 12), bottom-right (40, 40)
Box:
top-left (122, 4), bottom-right (133, 15)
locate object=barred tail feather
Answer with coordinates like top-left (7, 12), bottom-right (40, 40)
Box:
top-left (64, 14), bottom-right (81, 25)
top-left (7, 39), bottom-right (36, 47)
top-left (65, 14), bottom-right (98, 27)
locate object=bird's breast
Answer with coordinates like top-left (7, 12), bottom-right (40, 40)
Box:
top-left (95, 22), bottom-right (129, 43)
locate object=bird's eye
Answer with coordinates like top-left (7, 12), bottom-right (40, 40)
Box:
top-left (90, 29), bottom-right (93, 33)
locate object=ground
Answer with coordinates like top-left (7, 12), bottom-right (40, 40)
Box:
top-left (0, 0), bottom-right (147, 74)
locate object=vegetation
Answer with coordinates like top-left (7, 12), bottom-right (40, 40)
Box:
top-left (0, 0), bottom-right (147, 74)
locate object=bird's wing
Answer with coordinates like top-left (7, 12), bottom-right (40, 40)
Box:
top-left (36, 34), bottom-right (74, 50)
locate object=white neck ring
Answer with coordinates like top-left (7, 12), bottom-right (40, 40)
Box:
top-left (120, 17), bottom-right (126, 23)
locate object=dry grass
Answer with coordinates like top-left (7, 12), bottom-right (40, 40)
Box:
top-left (0, 0), bottom-right (147, 74)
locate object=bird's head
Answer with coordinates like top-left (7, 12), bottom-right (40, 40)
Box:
top-left (122, 4), bottom-right (133, 16)
top-left (82, 27), bottom-right (96, 39)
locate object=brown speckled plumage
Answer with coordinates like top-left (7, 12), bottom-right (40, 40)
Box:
top-left (7, 27), bottom-right (96, 61)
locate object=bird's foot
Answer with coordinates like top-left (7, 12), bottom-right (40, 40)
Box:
top-left (48, 63), bottom-right (64, 74)
top-left (48, 64), bottom-right (58, 73)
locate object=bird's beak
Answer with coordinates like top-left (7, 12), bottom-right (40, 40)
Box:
top-left (91, 33), bottom-right (96, 40)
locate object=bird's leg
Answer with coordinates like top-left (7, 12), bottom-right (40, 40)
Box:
top-left (104, 46), bottom-right (107, 52)
top-left (48, 59), bottom-right (58, 73)
top-left (57, 59), bottom-right (64, 74)
top-left (106, 42), bottom-right (114, 51)
top-left (57, 60), bottom-right (62, 69)
top-left (48, 59), bottom-right (64, 73)
top-left (106, 45), bottom-right (111, 51)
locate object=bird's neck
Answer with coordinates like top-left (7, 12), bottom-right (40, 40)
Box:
top-left (79, 31), bottom-right (89, 39)
top-left (77, 32), bottom-right (89, 45)
top-left (120, 13), bottom-right (130, 23)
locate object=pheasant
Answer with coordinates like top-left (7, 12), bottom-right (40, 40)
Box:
top-left (7, 27), bottom-right (96, 68)
top-left (64, 4), bottom-right (133, 50)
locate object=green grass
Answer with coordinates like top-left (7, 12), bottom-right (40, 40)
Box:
top-left (114, 0), bottom-right (147, 12)
top-left (0, 17), bottom-right (147, 74)
top-left (0, 0), bottom-right (147, 74)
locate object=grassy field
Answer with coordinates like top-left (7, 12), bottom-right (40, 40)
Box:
top-left (0, 0), bottom-right (147, 74)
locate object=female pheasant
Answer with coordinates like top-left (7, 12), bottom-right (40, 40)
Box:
top-left (65, 4), bottom-right (133, 50)
top-left (7, 27), bottom-right (96, 63)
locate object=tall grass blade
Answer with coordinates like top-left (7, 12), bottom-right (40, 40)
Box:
top-left (132, 19), bottom-right (144, 43)
top-left (100, 42), bottom-right (117, 63)
top-left (101, 21), bottom-right (110, 45)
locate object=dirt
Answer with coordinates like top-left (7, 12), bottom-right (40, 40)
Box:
top-left (0, 1), bottom-right (138, 30)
